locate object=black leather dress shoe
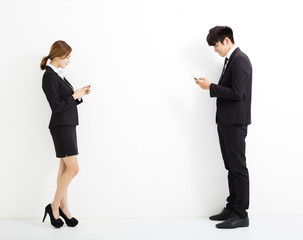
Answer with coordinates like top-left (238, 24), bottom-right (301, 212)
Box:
top-left (209, 208), bottom-right (233, 221)
top-left (216, 214), bottom-right (249, 229)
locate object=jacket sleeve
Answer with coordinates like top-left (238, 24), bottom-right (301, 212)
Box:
top-left (210, 56), bottom-right (251, 100)
top-left (75, 98), bottom-right (83, 105)
top-left (42, 72), bottom-right (77, 113)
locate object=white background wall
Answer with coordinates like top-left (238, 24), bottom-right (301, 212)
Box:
top-left (0, 0), bottom-right (302, 218)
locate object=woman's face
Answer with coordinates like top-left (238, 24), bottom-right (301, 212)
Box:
top-left (57, 53), bottom-right (71, 68)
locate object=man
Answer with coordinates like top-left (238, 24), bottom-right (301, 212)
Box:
top-left (195, 26), bottom-right (252, 229)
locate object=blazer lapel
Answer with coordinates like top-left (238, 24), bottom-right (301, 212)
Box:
top-left (45, 66), bottom-right (74, 91)
top-left (224, 47), bottom-right (240, 72)
top-left (63, 77), bottom-right (74, 91)
top-left (218, 47), bottom-right (240, 85)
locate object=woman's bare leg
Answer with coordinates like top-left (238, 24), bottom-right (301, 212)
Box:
top-left (55, 159), bottom-right (72, 218)
top-left (51, 155), bottom-right (79, 218)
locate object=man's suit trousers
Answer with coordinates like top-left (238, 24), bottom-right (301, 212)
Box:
top-left (217, 124), bottom-right (249, 218)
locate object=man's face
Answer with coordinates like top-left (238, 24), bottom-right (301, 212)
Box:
top-left (214, 39), bottom-right (229, 57)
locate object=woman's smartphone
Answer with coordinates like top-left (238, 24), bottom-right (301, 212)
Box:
top-left (83, 83), bottom-right (92, 88)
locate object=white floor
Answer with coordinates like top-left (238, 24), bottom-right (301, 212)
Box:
top-left (0, 216), bottom-right (303, 240)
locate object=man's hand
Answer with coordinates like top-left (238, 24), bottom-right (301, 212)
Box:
top-left (195, 77), bottom-right (211, 90)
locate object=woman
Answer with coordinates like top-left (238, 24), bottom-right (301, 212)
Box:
top-left (40, 40), bottom-right (90, 228)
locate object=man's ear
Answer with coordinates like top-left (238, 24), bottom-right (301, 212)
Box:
top-left (224, 37), bottom-right (230, 45)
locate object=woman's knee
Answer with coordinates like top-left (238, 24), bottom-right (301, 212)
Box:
top-left (69, 164), bottom-right (79, 176)
top-left (64, 155), bottom-right (79, 176)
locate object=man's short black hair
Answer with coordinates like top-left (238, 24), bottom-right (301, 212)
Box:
top-left (206, 26), bottom-right (235, 46)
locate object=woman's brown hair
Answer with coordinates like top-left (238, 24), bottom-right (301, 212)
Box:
top-left (40, 40), bottom-right (72, 70)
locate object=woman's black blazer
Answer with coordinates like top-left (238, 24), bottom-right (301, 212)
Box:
top-left (42, 66), bottom-right (83, 129)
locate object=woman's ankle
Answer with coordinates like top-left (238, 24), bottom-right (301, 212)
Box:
top-left (51, 202), bottom-right (60, 218)
top-left (51, 202), bottom-right (60, 209)
top-left (60, 206), bottom-right (72, 218)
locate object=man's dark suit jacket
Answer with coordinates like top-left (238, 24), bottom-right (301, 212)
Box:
top-left (42, 66), bottom-right (83, 129)
top-left (210, 47), bottom-right (252, 125)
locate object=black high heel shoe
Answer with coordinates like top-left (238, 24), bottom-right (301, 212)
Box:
top-left (42, 204), bottom-right (64, 228)
top-left (59, 207), bottom-right (78, 227)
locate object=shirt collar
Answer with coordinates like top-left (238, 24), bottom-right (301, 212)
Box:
top-left (47, 63), bottom-right (64, 78)
top-left (226, 45), bottom-right (237, 59)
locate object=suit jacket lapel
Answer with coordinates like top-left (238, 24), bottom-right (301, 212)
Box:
top-left (45, 66), bottom-right (74, 91)
top-left (63, 77), bottom-right (74, 91)
top-left (224, 47), bottom-right (240, 72)
top-left (218, 47), bottom-right (240, 85)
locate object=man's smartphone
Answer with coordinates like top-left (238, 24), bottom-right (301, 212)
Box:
top-left (191, 75), bottom-right (199, 81)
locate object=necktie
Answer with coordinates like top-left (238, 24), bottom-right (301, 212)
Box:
top-left (223, 57), bottom-right (229, 73)
top-left (219, 57), bottom-right (229, 84)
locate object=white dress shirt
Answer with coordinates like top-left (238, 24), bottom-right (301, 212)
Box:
top-left (225, 45), bottom-right (237, 62)
top-left (222, 45), bottom-right (237, 73)
top-left (47, 63), bottom-right (65, 79)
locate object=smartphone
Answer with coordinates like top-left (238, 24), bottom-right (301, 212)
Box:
top-left (191, 75), bottom-right (198, 80)
top-left (82, 83), bottom-right (92, 89)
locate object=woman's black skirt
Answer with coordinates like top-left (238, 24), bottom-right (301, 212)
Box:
top-left (50, 126), bottom-right (78, 158)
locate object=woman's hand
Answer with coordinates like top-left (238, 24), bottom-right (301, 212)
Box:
top-left (72, 85), bottom-right (91, 99)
